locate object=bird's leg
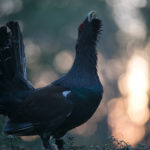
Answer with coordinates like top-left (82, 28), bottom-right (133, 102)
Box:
top-left (55, 138), bottom-right (64, 150)
top-left (40, 133), bottom-right (51, 150)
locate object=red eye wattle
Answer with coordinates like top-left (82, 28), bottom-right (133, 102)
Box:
top-left (78, 23), bottom-right (84, 32)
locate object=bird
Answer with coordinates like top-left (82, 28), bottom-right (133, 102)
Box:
top-left (0, 11), bottom-right (103, 150)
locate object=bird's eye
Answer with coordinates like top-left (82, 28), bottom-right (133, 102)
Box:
top-left (78, 23), bottom-right (84, 32)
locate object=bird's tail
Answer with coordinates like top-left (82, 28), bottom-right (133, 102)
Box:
top-left (0, 21), bottom-right (34, 115)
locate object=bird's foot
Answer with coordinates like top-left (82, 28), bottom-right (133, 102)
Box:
top-left (45, 148), bottom-right (51, 150)
top-left (55, 138), bottom-right (64, 150)
top-left (44, 145), bottom-right (52, 150)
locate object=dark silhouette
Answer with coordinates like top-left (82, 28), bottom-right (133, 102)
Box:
top-left (0, 11), bottom-right (103, 150)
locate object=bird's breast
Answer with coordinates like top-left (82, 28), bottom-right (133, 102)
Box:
top-left (63, 86), bottom-right (103, 129)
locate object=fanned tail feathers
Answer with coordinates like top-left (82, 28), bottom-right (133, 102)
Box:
top-left (0, 21), bottom-right (34, 115)
top-left (0, 21), bottom-right (33, 92)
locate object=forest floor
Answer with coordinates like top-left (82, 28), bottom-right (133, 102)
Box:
top-left (0, 136), bottom-right (150, 150)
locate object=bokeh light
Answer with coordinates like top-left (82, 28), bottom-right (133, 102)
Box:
top-left (108, 51), bottom-right (150, 145)
top-left (126, 53), bottom-right (149, 125)
top-left (106, 0), bottom-right (147, 39)
top-left (108, 98), bottom-right (145, 145)
top-left (53, 50), bottom-right (74, 73)
top-left (0, 0), bottom-right (22, 17)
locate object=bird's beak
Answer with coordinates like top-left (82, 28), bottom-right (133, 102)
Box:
top-left (88, 11), bottom-right (96, 22)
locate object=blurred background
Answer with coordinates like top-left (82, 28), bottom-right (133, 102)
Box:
top-left (0, 0), bottom-right (150, 149)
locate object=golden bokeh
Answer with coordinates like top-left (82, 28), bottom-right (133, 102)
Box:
top-left (108, 50), bottom-right (150, 146)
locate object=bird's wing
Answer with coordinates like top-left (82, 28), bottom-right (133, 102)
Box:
top-left (3, 85), bottom-right (73, 135)
top-left (18, 85), bottom-right (73, 122)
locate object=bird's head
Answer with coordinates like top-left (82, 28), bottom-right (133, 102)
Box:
top-left (76, 11), bottom-right (102, 48)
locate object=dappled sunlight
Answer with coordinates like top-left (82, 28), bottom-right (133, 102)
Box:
top-left (25, 39), bottom-right (42, 66)
top-left (53, 50), bottom-right (74, 73)
top-left (0, 0), bottom-right (22, 17)
top-left (108, 51), bottom-right (150, 145)
top-left (108, 98), bottom-right (145, 145)
top-left (33, 70), bottom-right (58, 88)
top-left (24, 39), bottom-right (60, 88)
top-left (126, 54), bottom-right (149, 125)
top-left (21, 136), bottom-right (38, 142)
top-left (105, 0), bottom-right (150, 145)
top-left (106, 0), bottom-right (147, 39)
top-left (72, 122), bottom-right (97, 136)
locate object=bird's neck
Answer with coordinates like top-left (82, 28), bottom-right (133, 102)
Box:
top-left (63, 45), bottom-right (99, 88)
top-left (52, 45), bottom-right (100, 88)
top-left (70, 45), bottom-right (97, 73)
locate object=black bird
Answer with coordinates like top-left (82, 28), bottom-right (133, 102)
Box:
top-left (0, 11), bottom-right (103, 150)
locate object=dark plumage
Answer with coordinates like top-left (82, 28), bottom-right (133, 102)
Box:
top-left (0, 11), bottom-right (103, 150)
